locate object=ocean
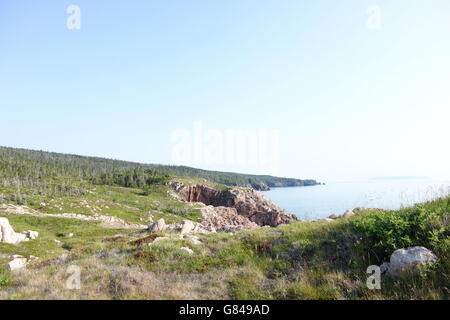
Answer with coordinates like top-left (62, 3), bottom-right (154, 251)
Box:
top-left (262, 178), bottom-right (450, 220)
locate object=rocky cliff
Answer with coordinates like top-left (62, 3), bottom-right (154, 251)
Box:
top-left (172, 183), bottom-right (297, 229)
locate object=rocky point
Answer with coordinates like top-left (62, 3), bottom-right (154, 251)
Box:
top-left (173, 183), bottom-right (297, 230)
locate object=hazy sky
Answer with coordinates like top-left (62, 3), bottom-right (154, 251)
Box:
top-left (1, 1), bottom-right (449, 182)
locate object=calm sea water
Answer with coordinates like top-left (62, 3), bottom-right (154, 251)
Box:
top-left (262, 179), bottom-right (450, 220)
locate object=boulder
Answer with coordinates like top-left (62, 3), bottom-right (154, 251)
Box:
top-left (0, 217), bottom-right (28, 244)
top-left (180, 220), bottom-right (196, 234)
top-left (343, 210), bottom-right (355, 218)
top-left (28, 255), bottom-right (39, 262)
top-left (185, 235), bottom-right (202, 246)
top-left (148, 218), bottom-right (166, 232)
top-left (8, 256), bottom-right (27, 271)
top-left (328, 213), bottom-right (341, 220)
top-left (251, 210), bottom-right (296, 227)
top-left (164, 220), bottom-right (214, 234)
top-left (388, 246), bottom-right (437, 277)
top-left (26, 230), bottom-right (39, 240)
top-left (0, 218), bottom-right (39, 244)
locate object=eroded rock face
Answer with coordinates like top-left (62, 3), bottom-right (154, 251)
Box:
top-left (200, 206), bottom-right (259, 231)
top-left (178, 185), bottom-right (227, 206)
top-left (177, 184), bottom-right (297, 227)
top-left (388, 246), bottom-right (438, 277)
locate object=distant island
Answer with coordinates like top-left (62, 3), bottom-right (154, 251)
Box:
top-left (369, 176), bottom-right (429, 181)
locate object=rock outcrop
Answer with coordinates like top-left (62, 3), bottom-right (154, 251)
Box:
top-left (328, 213), bottom-right (341, 220)
top-left (176, 220), bottom-right (214, 234)
top-left (325, 209), bottom-right (356, 221)
top-left (178, 184), bottom-right (226, 206)
top-left (148, 218), bottom-right (166, 232)
top-left (343, 210), bottom-right (355, 218)
top-left (8, 255), bottom-right (28, 271)
top-left (0, 217), bottom-right (38, 244)
top-left (176, 184), bottom-right (297, 227)
top-left (200, 206), bottom-right (259, 232)
top-left (385, 246), bottom-right (438, 277)
top-left (7, 254), bottom-right (39, 271)
top-left (148, 218), bottom-right (215, 234)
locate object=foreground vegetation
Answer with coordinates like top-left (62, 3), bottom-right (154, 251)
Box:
top-left (0, 146), bottom-right (448, 299)
top-left (1, 196), bottom-right (448, 300)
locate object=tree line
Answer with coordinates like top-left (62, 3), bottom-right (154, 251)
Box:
top-left (0, 146), bottom-right (319, 193)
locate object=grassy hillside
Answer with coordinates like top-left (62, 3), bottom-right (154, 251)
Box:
top-left (1, 196), bottom-right (448, 299)
top-left (0, 146), bottom-right (319, 192)
top-left (0, 146), bottom-right (448, 300)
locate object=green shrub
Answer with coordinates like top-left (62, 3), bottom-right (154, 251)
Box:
top-left (351, 197), bottom-right (450, 260)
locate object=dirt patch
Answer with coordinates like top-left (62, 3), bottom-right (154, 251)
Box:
top-left (129, 234), bottom-right (162, 246)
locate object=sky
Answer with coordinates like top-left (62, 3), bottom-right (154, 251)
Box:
top-left (1, 0), bottom-right (449, 182)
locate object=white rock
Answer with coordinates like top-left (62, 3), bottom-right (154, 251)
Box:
top-left (180, 247), bottom-right (194, 255)
top-left (0, 217), bottom-right (28, 244)
top-left (56, 253), bottom-right (69, 263)
top-left (186, 236), bottom-right (202, 245)
top-left (148, 218), bottom-right (166, 232)
top-left (343, 210), bottom-right (355, 218)
top-left (389, 246), bottom-right (438, 277)
top-left (180, 220), bottom-right (196, 234)
top-left (8, 257), bottom-right (27, 271)
top-left (26, 230), bottom-right (39, 240)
